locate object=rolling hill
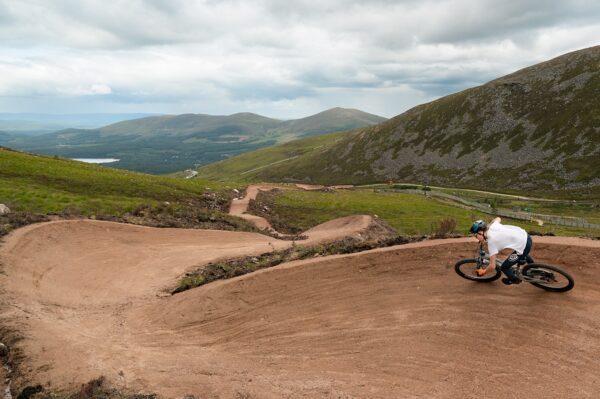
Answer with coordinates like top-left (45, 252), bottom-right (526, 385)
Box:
top-left (0, 113), bottom-right (157, 134)
top-left (0, 146), bottom-right (260, 236)
top-left (0, 108), bottom-right (385, 174)
top-left (197, 46), bottom-right (600, 199)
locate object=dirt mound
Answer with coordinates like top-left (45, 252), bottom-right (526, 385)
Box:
top-left (1, 219), bottom-right (599, 397)
top-left (303, 214), bottom-right (396, 244)
top-left (229, 185), bottom-right (388, 242)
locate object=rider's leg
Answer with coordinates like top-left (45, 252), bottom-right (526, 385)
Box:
top-left (501, 235), bottom-right (532, 284)
top-left (521, 235), bottom-right (533, 263)
top-left (500, 254), bottom-right (520, 281)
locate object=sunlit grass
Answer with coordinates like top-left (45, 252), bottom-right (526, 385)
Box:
top-left (0, 148), bottom-right (234, 216)
top-left (266, 189), bottom-right (599, 237)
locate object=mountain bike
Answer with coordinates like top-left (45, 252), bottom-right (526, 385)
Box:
top-left (454, 242), bottom-right (575, 292)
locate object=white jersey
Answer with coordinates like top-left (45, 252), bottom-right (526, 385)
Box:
top-left (486, 221), bottom-right (528, 256)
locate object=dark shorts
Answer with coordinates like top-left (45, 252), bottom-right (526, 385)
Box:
top-left (500, 235), bottom-right (533, 279)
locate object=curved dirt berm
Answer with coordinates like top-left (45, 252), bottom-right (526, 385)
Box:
top-left (303, 214), bottom-right (397, 244)
top-left (1, 219), bottom-right (600, 397)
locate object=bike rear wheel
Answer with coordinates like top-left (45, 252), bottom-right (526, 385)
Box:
top-left (455, 258), bottom-right (502, 282)
top-left (521, 263), bottom-right (575, 292)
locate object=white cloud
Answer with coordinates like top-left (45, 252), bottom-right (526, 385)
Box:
top-left (0, 0), bottom-right (598, 118)
top-left (89, 84), bottom-right (112, 95)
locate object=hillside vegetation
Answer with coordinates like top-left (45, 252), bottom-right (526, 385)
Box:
top-left (0, 147), bottom-right (254, 235)
top-left (251, 186), bottom-right (600, 237)
top-left (196, 131), bottom-right (348, 181)
top-left (0, 108), bottom-right (385, 174)
top-left (197, 46), bottom-right (600, 199)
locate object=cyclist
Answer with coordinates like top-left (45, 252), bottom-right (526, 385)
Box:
top-left (469, 217), bottom-right (533, 285)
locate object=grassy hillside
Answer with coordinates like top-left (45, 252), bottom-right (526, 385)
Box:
top-left (252, 188), bottom-right (599, 237)
top-left (196, 131), bottom-right (348, 181)
top-left (0, 147), bottom-right (243, 223)
top-left (197, 46), bottom-right (600, 199)
top-left (0, 108), bottom-right (385, 174)
top-left (98, 112), bottom-right (281, 136)
top-left (264, 107), bottom-right (386, 142)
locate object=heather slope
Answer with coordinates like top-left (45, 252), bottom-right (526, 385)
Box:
top-left (198, 46), bottom-right (600, 198)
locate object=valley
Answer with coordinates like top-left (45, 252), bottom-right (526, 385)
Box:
top-left (0, 108), bottom-right (385, 174)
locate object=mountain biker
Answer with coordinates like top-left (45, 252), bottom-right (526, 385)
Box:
top-left (469, 217), bottom-right (533, 285)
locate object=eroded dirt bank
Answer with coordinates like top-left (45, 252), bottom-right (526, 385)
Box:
top-left (1, 218), bottom-right (599, 398)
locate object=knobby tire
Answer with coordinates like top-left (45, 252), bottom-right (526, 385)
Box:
top-left (521, 263), bottom-right (575, 292)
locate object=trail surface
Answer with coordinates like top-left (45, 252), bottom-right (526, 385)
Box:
top-left (228, 184), bottom-right (279, 232)
top-left (1, 204), bottom-right (600, 397)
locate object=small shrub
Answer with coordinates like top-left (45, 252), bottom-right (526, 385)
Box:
top-left (174, 275), bottom-right (206, 293)
top-left (61, 205), bottom-right (84, 217)
top-left (433, 217), bottom-right (457, 236)
top-left (392, 184), bottom-right (419, 190)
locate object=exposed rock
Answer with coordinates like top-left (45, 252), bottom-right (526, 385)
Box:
top-left (0, 204), bottom-right (10, 215)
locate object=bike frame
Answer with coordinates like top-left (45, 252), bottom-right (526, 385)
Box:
top-left (475, 242), bottom-right (556, 285)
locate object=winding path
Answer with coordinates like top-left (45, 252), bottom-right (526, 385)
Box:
top-left (0, 192), bottom-right (599, 397)
top-left (228, 184), bottom-right (278, 232)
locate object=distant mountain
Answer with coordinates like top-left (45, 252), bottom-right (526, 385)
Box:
top-left (98, 112), bottom-right (281, 136)
top-left (0, 113), bottom-right (158, 134)
top-left (268, 108), bottom-right (386, 138)
top-left (197, 46), bottom-right (600, 199)
top-left (1, 108), bottom-right (386, 174)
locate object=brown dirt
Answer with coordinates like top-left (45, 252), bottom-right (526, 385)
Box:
top-left (229, 184), bottom-right (281, 231)
top-left (1, 189), bottom-right (600, 398)
top-left (0, 366), bottom-right (5, 394)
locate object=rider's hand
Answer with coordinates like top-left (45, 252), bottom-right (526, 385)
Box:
top-left (475, 268), bottom-right (487, 276)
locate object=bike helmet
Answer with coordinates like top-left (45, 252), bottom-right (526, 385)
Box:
top-left (469, 220), bottom-right (487, 234)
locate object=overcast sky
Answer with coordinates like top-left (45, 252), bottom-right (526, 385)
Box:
top-left (0, 0), bottom-right (599, 119)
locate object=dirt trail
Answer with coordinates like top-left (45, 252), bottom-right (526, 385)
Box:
top-left (228, 184), bottom-right (374, 242)
top-left (1, 198), bottom-right (600, 397)
top-left (229, 184), bottom-right (278, 231)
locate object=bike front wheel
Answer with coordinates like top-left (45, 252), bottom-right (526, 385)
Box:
top-left (455, 258), bottom-right (502, 282)
top-left (521, 263), bottom-right (575, 292)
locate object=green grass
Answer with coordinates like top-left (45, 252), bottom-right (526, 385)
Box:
top-left (265, 189), bottom-right (485, 235)
top-left (428, 186), bottom-right (600, 224)
top-left (196, 131), bottom-right (348, 181)
top-left (366, 182), bottom-right (600, 225)
top-left (263, 188), bottom-right (599, 237)
top-left (0, 147), bottom-right (234, 216)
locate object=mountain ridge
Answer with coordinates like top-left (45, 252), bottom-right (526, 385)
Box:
top-left (0, 108), bottom-right (386, 174)
top-left (196, 46), bottom-right (600, 198)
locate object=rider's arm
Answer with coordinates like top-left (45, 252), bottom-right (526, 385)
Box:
top-left (486, 238), bottom-right (499, 273)
top-left (487, 254), bottom-right (497, 272)
top-left (479, 254), bottom-right (497, 275)
top-left (477, 253), bottom-right (497, 275)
